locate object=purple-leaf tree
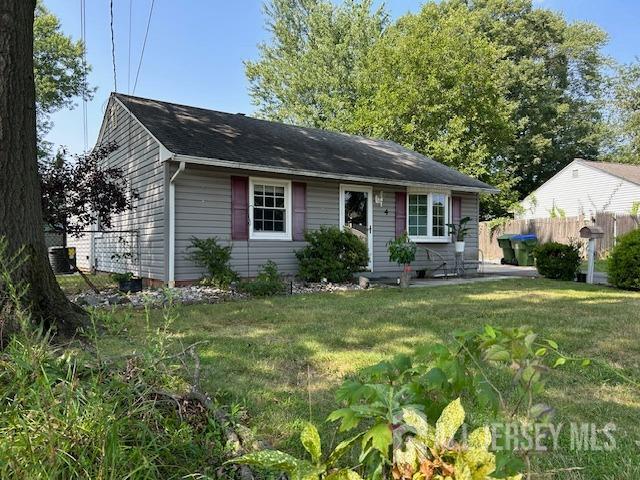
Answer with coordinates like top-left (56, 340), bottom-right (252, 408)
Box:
top-left (40, 142), bottom-right (139, 243)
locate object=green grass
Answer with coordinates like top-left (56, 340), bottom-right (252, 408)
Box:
top-left (101, 278), bottom-right (640, 479)
top-left (56, 273), bottom-right (115, 294)
top-left (580, 259), bottom-right (608, 273)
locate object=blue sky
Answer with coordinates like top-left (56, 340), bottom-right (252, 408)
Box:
top-left (44, 0), bottom-right (640, 154)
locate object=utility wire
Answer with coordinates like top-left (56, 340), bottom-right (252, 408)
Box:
top-left (80, 0), bottom-right (88, 151)
top-left (132, 0), bottom-right (156, 95)
top-left (110, 0), bottom-right (118, 92)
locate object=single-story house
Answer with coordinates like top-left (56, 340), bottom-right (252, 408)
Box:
top-left (71, 93), bottom-right (497, 285)
top-left (518, 158), bottom-right (640, 220)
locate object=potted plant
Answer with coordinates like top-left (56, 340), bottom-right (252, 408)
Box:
top-left (387, 232), bottom-right (417, 288)
top-left (111, 271), bottom-right (143, 293)
top-left (447, 216), bottom-right (471, 253)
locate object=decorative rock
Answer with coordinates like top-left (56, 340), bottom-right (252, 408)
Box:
top-left (82, 294), bottom-right (103, 307)
top-left (106, 295), bottom-right (130, 305)
top-left (68, 280), bottom-right (366, 309)
top-left (358, 276), bottom-right (370, 289)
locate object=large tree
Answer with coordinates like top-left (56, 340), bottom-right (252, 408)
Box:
top-left (606, 60), bottom-right (640, 163)
top-left (0, 0), bottom-right (85, 334)
top-left (34, 0), bottom-right (92, 156)
top-left (247, 0), bottom-right (610, 218)
top-left (465, 0), bottom-right (609, 197)
top-left (246, 0), bottom-right (387, 131)
top-left (350, 2), bottom-right (519, 217)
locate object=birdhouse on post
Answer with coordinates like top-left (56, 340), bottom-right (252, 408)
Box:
top-left (580, 225), bottom-right (604, 284)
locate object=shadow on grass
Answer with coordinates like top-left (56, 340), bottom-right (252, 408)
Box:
top-left (103, 278), bottom-right (640, 474)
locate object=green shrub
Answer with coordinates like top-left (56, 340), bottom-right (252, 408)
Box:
top-left (295, 226), bottom-right (369, 283)
top-left (186, 236), bottom-right (238, 288)
top-left (608, 229), bottom-right (640, 290)
top-left (533, 241), bottom-right (581, 281)
top-left (387, 232), bottom-right (417, 267)
top-left (110, 271), bottom-right (134, 283)
top-left (239, 260), bottom-right (288, 296)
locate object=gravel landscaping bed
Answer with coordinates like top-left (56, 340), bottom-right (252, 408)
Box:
top-left (70, 281), bottom-right (366, 309)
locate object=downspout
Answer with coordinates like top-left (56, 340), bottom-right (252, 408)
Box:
top-left (168, 161), bottom-right (186, 287)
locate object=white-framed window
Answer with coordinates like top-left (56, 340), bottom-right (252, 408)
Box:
top-left (249, 177), bottom-right (292, 240)
top-left (407, 190), bottom-right (450, 243)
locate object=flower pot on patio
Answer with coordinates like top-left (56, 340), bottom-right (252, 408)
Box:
top-left (118, 277), bottom-right (143, 293)
top-left (455, 241), bottom-right (465, 253)
top-left (399, 271), bottom-right (411, 288)
top-left (387, 233), bottom-right (417, 289)
top-left (111, 272), bottom-right (143, 293)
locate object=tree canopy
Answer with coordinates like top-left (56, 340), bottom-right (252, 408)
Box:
top-left (39, 143), bottom-right (138, 239)
top-left (247, 0), bottom-right (617, 218)
top-left (34, 0), bottom-right (92, 154)
top-left (246, 0), bottom-right (387, 132)
top-left (607, 60), bottom-right (640, 163)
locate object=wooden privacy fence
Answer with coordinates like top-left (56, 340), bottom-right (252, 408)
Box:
top-left (479, 212), bottom-right (639, 261)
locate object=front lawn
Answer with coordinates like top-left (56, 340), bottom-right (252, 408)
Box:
top-left (56, 273), bottom-right (115, 294)
top-left (101, 278), bottom-right (640, 479)
top-left (580, 259), bottom-right (609, 273)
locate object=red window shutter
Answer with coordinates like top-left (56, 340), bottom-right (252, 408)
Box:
top-left (451, 196), bottom-right (462, 225)
top-left (395, 191), bottom-right (407, 238)
top-left (451, 196), bottom-right (462, 240)
top-left (231, 176), bottom-right (249, 240)
top-left (292, 182), bottom-right (306, 241)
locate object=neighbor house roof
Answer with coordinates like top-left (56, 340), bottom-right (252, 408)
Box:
top-left (112, 93), bottom-right (497, 192)
top-left (578, 159), bottom-right (640, 187)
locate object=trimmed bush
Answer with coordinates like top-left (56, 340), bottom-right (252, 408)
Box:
top-left (295, 226), bottom-right (369, 283)
top-left (239, 260), bottom-right (288, 296)
top-left (608, 229), bottom-right (640, 290)
top-left (186, 236), bottom-right (238, 288)
top-left (533, 242), bottom-right (581, 281)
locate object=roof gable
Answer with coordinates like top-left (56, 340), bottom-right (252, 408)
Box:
top-left (578, 159), bottom-right (640, 187)
top-left (111, 93), bottom-right (496, 192)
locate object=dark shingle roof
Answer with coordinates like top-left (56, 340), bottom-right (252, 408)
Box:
top-left (114, 93), bottom-right (497, 192)
top-left (579, 159), bottom-right (640, 186)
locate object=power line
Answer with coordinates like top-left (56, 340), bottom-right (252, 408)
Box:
top-left (80, 0), bottom-right (88, 152)
top-left (132, 0), bottom-right (156, 95)
top-left (110, 0), bottom-right (117, 92)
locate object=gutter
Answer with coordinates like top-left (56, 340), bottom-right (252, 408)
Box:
top-left (169, 154), bottom-right (500, 194)
top-left (168, 160), bottom-right (186, 287)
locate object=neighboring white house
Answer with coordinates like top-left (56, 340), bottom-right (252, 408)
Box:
top-left (518, 159), bottom-right (640, 219)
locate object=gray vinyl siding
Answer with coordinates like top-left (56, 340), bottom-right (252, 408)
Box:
top-left (68, 100), bottom-right (166, 280)
top-left (372, 190), bottom-right (479, 276)
top-left (174, 166), bottom-right (333, 279)
top-left (173, 165), bottom-right (480, 281)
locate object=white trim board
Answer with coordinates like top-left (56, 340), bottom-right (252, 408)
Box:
top-left (248, 176), bottom-right (293, 241)
top-left (172, 154), bottom-right (498, 194)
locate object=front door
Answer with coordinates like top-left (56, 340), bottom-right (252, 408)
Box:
top-left (340, 185), bottom-right (373, 271)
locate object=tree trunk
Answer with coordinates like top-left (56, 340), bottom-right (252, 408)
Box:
top-left (0, 0), bottom-right (86, 335)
